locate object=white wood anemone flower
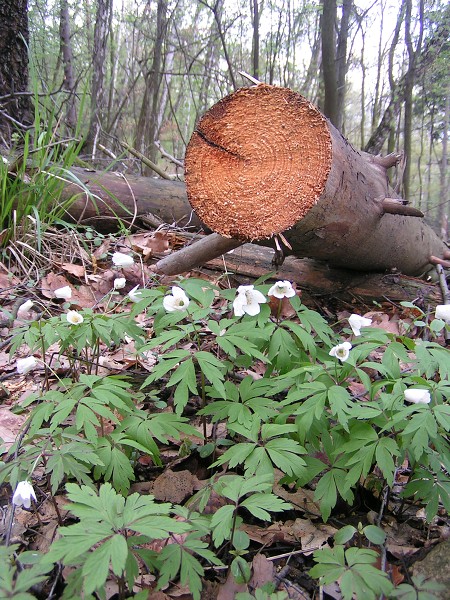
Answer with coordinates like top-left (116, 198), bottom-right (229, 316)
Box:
top-left (163, 286), bottom-right (190, 312)
top-left (128, 285), bottom-right (143, 303)
top-left (268, 280), bottom-right (296, 299)
top-left (233, 285), bottom-right (267, 317)
top-left (435, 305), bottom-right (450, 323)
top-left (112, 252), bottom-right (134, 267)
top-left (113, 277), bottom-right (126, 290)
top-left (54, 286), bottom-right (72, 300)
top-left (348, 313), bottom-right (373, 336)
top-left (66, 310), bottom-right (84, 325)
top-left (17, 299), bottom-right (34, 318)
top-left (16, 356), bottom-right (38, 374)
top-left (329, 341), bottom-right (352, 362)
top-left (404, 388), bottom-right (431, 404)
top-left (12, 480), bottom-right (37, 509)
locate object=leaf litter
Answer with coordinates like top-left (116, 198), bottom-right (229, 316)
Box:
top-left (0, 227), bottom-right (449, 599)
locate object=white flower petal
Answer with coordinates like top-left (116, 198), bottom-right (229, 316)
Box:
top-left (66, 310), bottom-right (84, 325)
top-left (128, 285), bottom-right (142, 303)
top-left (348, 314), bottom-right (373, 336)
top-left (233, 285), bottom-right (266, 317)
top-left (54, 286), bottom-right (72, 300)
top-left (17, 299), bottom-right (34, 316)
top-left (232, 296), bottom-right (246, 317)
top-left (435, 305), bottom-right (450, 323)
top-left (112, 252), bottom-right (134, 267)
top-left (329, 341), bottom-right (352, 362)
top-left (12, 480), bottom-right (37, 508)
top-left (268, 280), bottom-right (296, 299)
top-left (163, 286), bottom-right (190, 312)
top-left (404, 388), bottom-right (431, 404)
top-left (113, 277), bottom-right (126, 290)
top-left (17, 356), bottom-right (38, 374)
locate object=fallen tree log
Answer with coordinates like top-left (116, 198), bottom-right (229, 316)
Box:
top-left (201, 242), bottom-right (443, 307)
top-left (62, 167), bottom-right (202, 230)
top-left (59, 166), bottom-right (446, 306)
top-left (182, 84), bottom-right (448, 276)
top-left (60, 85), bottom-right (449, 279)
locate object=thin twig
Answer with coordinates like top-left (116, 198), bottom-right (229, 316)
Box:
top-left (120, 142), bottom-right (177, 180)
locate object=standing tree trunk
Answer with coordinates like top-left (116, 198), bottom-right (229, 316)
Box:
top-left (135, 0), bottom-right (168, 169)
top-left (251, 0), bottom-right (260, 80)
top-left (320, 0), bottom-right (352, 131)
top-left (199, 0), bottom-right (237, 90)
top-left (321, 0), bottom-right (338, 126)
top-left (439, 85), bottom-right (449, 241)
top-left (335, 0), bottom-right (352, 132)
top-left (0, 0), bottom-right (31, 140)
top-left (86, 0), bottom-right (112, 157)
top-left (60, 0), bottom-right (77, 132)
top-left (402, 0), bottom-right (424, 199)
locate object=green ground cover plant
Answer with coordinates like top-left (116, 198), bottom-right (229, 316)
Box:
top-left (1, 266), bottom-right (449, 598)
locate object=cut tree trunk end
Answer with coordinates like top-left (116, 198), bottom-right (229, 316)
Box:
top-left (183, 84), bottom-right (448, 276)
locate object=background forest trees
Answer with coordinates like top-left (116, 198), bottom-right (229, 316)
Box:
top-left (1, 0), bottom-right (449, 237)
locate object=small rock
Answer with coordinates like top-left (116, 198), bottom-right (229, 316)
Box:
top-left (413, 540), bottom-right (450, 599)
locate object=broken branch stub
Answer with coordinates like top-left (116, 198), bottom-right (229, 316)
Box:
top-left (185, 85), bottom-right (332, 240)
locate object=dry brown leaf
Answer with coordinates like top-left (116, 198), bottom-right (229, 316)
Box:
top-left (273, 471), bottom-right (321, 517)
top-left (61, 262), bottom-right (86, 278)
top-left (268, 291), bottom-right (300, 320)
top-left (40, 272), bottom-right (73, 299)
top-left (0, 264), bottom-right (19, 289)
top-left (92, 238), bottom-right (112, 261)
top-left (0, 350), bottom-right (15, 370)
top-left (152, 469), bottom-right (197, 504)
top-left (348, 381), bottom-right (368, 398)
top-left (217, 570), bottom-right (247, 600)
top-left (29, 519), bottom-right (58, 553)
top-left (0, 407), bottom-right (27, 453)
top-left (364, 311), bottom-right (401, 335)
top-left (288, 518), bottom-right (337, 554)
top-left (250, 553), bottom-right (275, 589)
top-left (70, 284), bottom-right (100, 308)
top-left (385, 521), bottom-right (427, 558)
top-left (245, 522), bottom-right (286, 546)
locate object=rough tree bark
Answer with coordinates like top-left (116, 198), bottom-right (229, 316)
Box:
top-left (321, 0), bottom-right (352, 131)
top-left (86, 0), bottom-right (112, 156)
top-left (60, 0), bottom-right (77, 131)
top-left (0, 0), bottom-right (31, 139)
top-left (402, 0), bottom-right (424, 199)
top-left (135, 0), bottom-right (168, 168)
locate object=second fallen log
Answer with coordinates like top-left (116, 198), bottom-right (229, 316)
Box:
top-left (184, 84), bottom-right (448, 276)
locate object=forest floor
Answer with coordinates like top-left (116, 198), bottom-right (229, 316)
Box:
top-left (0, 225), bottom-right (449, 600)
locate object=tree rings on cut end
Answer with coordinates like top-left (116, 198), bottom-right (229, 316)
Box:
top-left (185, 84), bottom-right (332, 240)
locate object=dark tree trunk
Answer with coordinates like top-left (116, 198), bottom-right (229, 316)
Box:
top-left (0, 0), bottom-right (31, 139)
top-left (86, 0), bottom-right (112, 156)
top-left (60, 0), bottom-right (77, 132)
top-left (321, 0), bottom-right (338, 126)
top-left (320, 0), bottom-right (352, 130)
top-left (135, 0), bottom-right (168, 169)
top-left (402, 0), bottom-right (424, 199)
top-left (251, 0), bottom-right (260, 80)
top-left (335, 0), bottom-right (352, 132)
